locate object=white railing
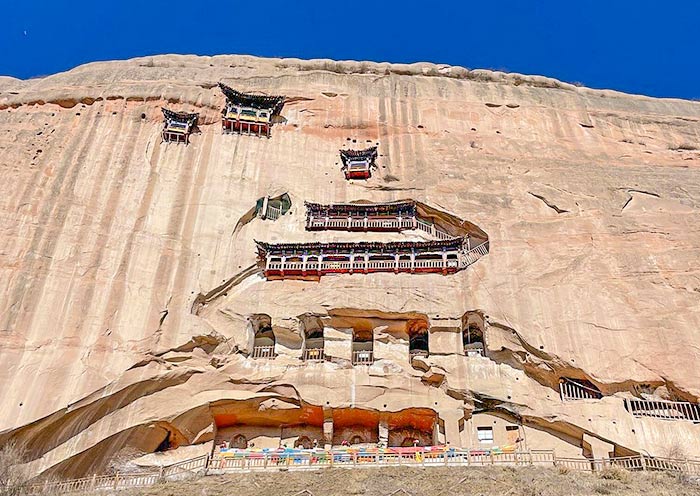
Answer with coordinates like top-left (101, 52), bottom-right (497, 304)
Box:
top-left (458, 241), bottom-right (489, 268)
top-left (624, 398), bottom-right (700, 422)
top-left (26, 449), bottom-right (700, 494)
top-left (352, 350), bottom-right (374, 365)
top-left (302, 348), bottom-right (325, 362)
top-left (251, 346), bottom-right (276, 359)
top-left (161, 454), bottom-right (209, 477)
top-left (27, 455), bottom-right (209, 494)
top-left (409, 350), bottom-right (429, 359)
top-left (266, 257), bottom-right (459, 275)
top-left (559, 379), bottom-right (602, 401)
top-left (305, 214), bottom-right (454, 240)
top-left (464, 343), bottom-right (485, 356)
top-left (266, 204), bottom-right (282, 221)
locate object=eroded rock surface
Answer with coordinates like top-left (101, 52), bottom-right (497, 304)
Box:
top-left (1, 54), bottom-right (699, 479)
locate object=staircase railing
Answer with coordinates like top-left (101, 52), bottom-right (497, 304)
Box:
top-left (559, 378), bottom-right (602, 401)
top-left (458, 241), bottom-right (490, 268)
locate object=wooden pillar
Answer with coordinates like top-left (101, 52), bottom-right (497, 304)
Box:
top-left (379, 414), bottom-right (389, 447)
top-left (438, 410), bottom-right (463, 447)
top-left (323, 408), bottom-right (334, 449)
top-left (260, 196), bottom-right (269, 220)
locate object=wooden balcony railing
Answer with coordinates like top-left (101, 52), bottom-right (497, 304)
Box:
top-left (464, 343), bottom-right (485, 356)
top-left (352, 350), bottom-right (374, 365)
top-left (306, 214), bottom-right (454, 240)
top-left (302, 348), bottom-right (325, 362)
top-left (409, 350), bottom-right (429, 359)
top-left (251, 346), bottom-right (276, 359)
top-left (266, 204), bottom-right (282, 221)
top-left (266, 257), bottom-right (460, 274)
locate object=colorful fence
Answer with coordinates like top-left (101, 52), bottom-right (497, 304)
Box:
top-left (26, 448), bottom-right (700, 495)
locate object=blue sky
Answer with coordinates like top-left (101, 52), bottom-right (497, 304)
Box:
top-left (2, 0), bottom-right (699, 99)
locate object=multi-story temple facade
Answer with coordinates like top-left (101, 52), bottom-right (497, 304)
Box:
top-left (256, 200), bottom-right (489, 279)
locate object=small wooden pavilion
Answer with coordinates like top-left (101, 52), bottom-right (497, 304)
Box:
top-left (219, 83), bottom-right (285, 137)
top-left (340, 146), bottom-right (378, 179)
top-left (161, 108), bottom-right (199, 144)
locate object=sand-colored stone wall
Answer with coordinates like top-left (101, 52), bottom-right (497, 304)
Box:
top-left (1, 54), bottom-right (700, 478)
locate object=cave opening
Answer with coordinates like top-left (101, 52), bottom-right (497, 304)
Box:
top-left (301, 314), bottom-right (325, 362)
top-left (155, 431), bottom-right (171, 452)
top-left (407, 319), bottom-right (429, 359)
top-left (462, 313), bottom-right (485, 356)
top-left (559, 377), bottom-right (603, 401)
top-left (352, 327), bottom-right (374, 365)
top-left (250, 314), bottom-right (276, 359)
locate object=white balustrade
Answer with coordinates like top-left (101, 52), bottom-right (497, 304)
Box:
top-left (624, 398), bottom-right (700, 422)
top-left (352, 350), bottom-right (374, 365)
top-left (302, 348), bottom-right (325, 362)
top-left (251, 346), bottom-right (276, 359)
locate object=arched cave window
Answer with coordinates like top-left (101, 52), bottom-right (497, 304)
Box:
top-left (301, 314), bottom-right (325, 362)
top-left (352, 327), bottom-right (374, 365)
top-left (408, 319), bottom-right (429, 359)
top-left (463, 322), bottom-right (485, 356)
top-left (250, 314), bottom-right (276, 359)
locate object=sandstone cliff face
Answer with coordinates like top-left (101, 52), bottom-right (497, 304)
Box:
top-left (1, 55), bottom-right (699, 478)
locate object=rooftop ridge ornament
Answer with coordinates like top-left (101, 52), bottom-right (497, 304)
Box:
top-left (218, 83), bottom-right (286, 138)
top-left (161, 107), bottom-right (199, 145)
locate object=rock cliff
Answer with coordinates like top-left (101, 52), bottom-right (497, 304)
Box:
top-left (1, 54), bottom-right (699, 479)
